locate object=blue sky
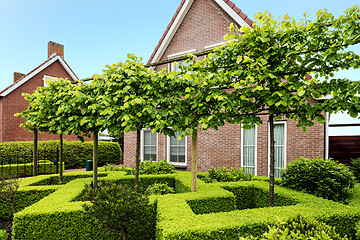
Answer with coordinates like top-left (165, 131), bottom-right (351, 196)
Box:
top-left (0, 0), bottom-right (359, 133)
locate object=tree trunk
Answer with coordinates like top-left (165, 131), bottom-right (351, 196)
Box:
top-left (269, 114), bottom-right (275, 207)
top-left (33, 130), bottom-right (38, 176)
top-left (59, 134), bottom-right (63, 185)
top-left (123, 227), bottom-right (128, 240)
top-left (135, 130), bottom-right (141, 187)
top-left (191, 130), bottom-right (198, 192)
top-left (93, 131), bottom-right (99, 189)
top-left (11, 199), bottom-right (15, 214)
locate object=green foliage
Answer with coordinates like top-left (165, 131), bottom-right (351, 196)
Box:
top-left (350, 158), bottom-right (360, 182)
top-left (126, 160), bottom-right (175, 175)
top-left (201, 166), bottom-right (253, 183)
top-left (156, 179), bottom-right (360, 239)
top-left (0, 190), bottom-right (54, 220)
top-left (240, 215), bottom-right (348, 240)
top-left (0, 140), bottom-right (121, 170)
top-left (147, 182), bottom-right (175, 195)
top-left (186, 194), bottom-right (237, 215)
top-left (0, 173), bottom-right (20, 215)
top-left (223, 185), bottom-right (297, 210)
top-left (83, 181), bottom-right (156, 240)
top-left (13, 211), bottom-right (112, 240)
top-left (0, 230), bottom-right (8, 240)
top-left (10, 171), bottom-right (360, 240)
top-left (281, 157), bottom-right (355, 203)
top-left (30, 173), bottom-right (108, 186)
top-left (99, 163), bottom-right (127, 172)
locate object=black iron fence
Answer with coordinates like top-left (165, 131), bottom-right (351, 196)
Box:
top-left (0, 148), bottom-right (60, 179)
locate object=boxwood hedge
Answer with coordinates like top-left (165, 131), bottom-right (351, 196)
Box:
top-left (0, 140), bottom-right (121, 169)
top-left (9, 171), bottom-right (360, 240)
top-left (0, 189), bottom-right (54, 220)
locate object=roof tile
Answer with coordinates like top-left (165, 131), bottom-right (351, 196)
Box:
top-left (233, 6), bottom-right (241, 14)
top-left (226, 0), bottom-right (235, 8)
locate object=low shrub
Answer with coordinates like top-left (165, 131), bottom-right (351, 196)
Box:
top-left (281, 157), bottom-right (355, 203)
top-left (240, 215), bottom-right (348, 240)
top-left (147, 183), bottom-right (175, 195)
top-left (223, 185), bottom-right (297, 210)
top-left (126, 160), bottom-right (175, 175)
top-left (0, 230), bottom-right (8, 240)
top-left (11, 171), bottom-right (360, 240)
top-left (350, 158), bottom-right (360, 182)
top-left (99, 164), bottom-right (127, 172)
top-left (30, 173), bottom-right (108, 186)
top-left (0, 140), bottom-right (121, 170)
top-left (201, 166), bottom-right (253, 183)
top-left (83, 181), bottom-right (156, 240)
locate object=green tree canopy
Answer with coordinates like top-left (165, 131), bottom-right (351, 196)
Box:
top-left (186, 6), bottom-right (360, 204)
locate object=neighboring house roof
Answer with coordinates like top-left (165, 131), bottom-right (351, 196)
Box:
top-left (0, 55), bottom-right (78, 97)
top-left (147, 0), bottom-right (254, 65)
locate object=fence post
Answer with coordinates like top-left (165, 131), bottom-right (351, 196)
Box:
top-left (56, 147), bottom-right (59, 174)
top-left (59, 134), bottom-right (63, 184)
top-left (33, 130), bottom-right (38, 176)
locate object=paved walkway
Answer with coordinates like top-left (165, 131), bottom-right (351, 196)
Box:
top-left (64, 168), bottom-right (86, 173)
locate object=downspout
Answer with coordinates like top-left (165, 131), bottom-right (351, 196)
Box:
top-left (325, 112), bottom-right (329, 159)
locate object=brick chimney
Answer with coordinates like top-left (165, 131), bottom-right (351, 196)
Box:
top-left (14, 72), bottom-right (25, 82)
top-left (48, 41), bottom-right (64, 59)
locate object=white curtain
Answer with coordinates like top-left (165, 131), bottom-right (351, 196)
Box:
top-left (144, 131), bottom-right (157, 161)
top-left (274, 124), bottom-right (285, 178)
top-left (243, 126), bottom-right (256, 175)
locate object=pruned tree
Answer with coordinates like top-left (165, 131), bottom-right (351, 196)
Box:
top-left (153, 58), bottom-right (234, 192)
top-left (95, 54), bottom-right (168, 186)
top-left (17, 78), bottom-right (108, 188)
top-left (17, 78), bottom-right (78, 183)
top-left (198, 6), bottom-right (360, 206)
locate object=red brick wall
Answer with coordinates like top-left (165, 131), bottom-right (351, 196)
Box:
top-left (124, 119), bottom-right (325, 176)
top-left (156, 0), bottom-right (239, 72)
top-left (123, 0), bottom-right (326, 175)
top-left (0, 60), bottom-right (80, 142)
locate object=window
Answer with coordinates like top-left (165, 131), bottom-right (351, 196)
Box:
top-left (43, 75), bottom-right (55, 87)
top-left (141, 130), bottom-right (157, 161)
top-left (168, 49), bottom-right (196, 72)
top-left (241, 126), bottom-right (257, 175)
top-left (171, 59), bottom-right (192, 72)
top-left (268, 122), bottom-right (287, 178)
top-left (167, 131), bottom-right (186, 165)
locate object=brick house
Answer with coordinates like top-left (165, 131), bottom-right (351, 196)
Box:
top-left (0, 41), bottom-right (80, 142)
top-left (123, 0), bottom-right (326, 176)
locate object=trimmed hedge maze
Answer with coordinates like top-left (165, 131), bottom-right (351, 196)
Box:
top-left (9, 171), bottom-right (360, 239)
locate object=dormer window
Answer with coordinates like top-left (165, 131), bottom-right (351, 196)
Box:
top-left (168, 49), bottom-right (196, 72)
top-left (43, 75), bottom-right (55, 87)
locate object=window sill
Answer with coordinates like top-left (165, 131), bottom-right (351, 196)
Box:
top-left (173, 165), bottom-right (187, 169)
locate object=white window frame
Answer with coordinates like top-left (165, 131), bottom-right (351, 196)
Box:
top-left (140, 129), bottom-right (158, 161)
top-left (167, 133), bottom-right (187, 166)
top-left (43, 75), bottom-right (55, 87)
top-left (267, 121), bottom-right (287, 177)
top-left (241, 125), bottom-right (257, 176)
top-left (203, 42), bottom-right (224, 51)
top-left (168, 49), bottom-right (196, 72)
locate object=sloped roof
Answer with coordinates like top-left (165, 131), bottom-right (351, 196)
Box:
top-left (147, 0), bottom-right (254, 65)
top-left (0, 55), bottom-right (78, 97)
